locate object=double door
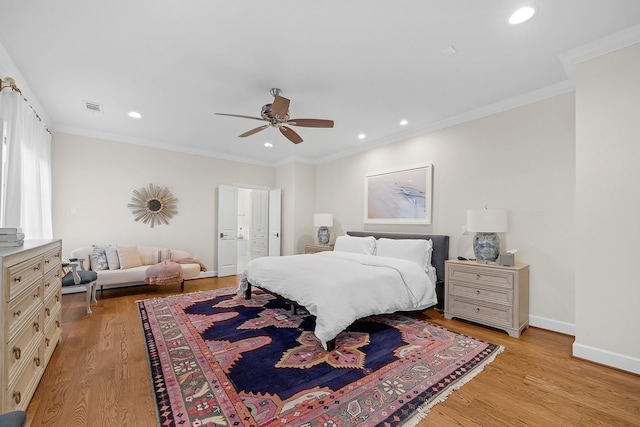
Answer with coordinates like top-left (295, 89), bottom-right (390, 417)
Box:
top-left (217, 185), bottom-right (281, 277)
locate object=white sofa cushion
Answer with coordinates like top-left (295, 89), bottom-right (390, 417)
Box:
top-left (117, 245), bottom-right (142, 269)
top-left (138, 246), bottom-right (170, 265)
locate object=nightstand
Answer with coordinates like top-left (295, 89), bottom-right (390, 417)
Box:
top-left (444, 260), bottom-right (529, 338)
top-left (305, 244), bottom-right (334, 254)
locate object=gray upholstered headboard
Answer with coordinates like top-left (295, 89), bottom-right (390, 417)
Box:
top-left (346, 231), bottom-right (450, 284)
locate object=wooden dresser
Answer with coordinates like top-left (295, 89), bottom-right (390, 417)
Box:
top-left (0, 239), bottom-right (62, 412)
top-left (444, 259), bottom-right (529, 338)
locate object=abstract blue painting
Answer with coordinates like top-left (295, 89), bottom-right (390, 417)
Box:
top-left (365, 164), bottom-right (432, 224)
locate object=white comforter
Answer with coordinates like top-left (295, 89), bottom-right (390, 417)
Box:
top-left (237, 251), bottom-right (437, 349)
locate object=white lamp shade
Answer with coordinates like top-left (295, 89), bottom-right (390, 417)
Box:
top-left (314, 213), bottom-right (333, 227)
top-left (467, 209), bottom-right (508, 232)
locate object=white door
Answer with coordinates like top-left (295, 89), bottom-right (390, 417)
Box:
top-left (268, 188), bottom-right (281, 256)
top-left (217, 184), bottom-right (238, 277)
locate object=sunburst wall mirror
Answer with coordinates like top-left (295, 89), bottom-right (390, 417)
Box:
top-left (128, 184), bottom-right (178, 228)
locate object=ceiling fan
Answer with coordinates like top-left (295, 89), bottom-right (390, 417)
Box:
top-left (215, 88), bottom-right (334, 144)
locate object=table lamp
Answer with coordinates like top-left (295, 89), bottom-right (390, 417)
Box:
top-left (467, 208), bottom-right (507, 263)
top-left (313, 213), bottom-right (333, 245)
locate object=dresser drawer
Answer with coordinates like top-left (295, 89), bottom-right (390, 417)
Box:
top-left (448, 265), bottom-right (514, 289)
top-left (44, 288), bottom-right (62, 331)
top-left (5, 343), bottom-right (44, 412)
top-left (448, 280), bottom-right (513, 306)
top-left (43, 247), bottom-right (62, 274)
top-left (7, 257), bottom-right (44, 301)
top-left (7, 282), bottom-right (43, 340)
top-left (447, 295), bottom-right (513, 327)
top-left (43, 267), bottom-right (61, 301)
top-left (44, 305), bottom-right (62, 365)
top-left (6, 309), bottom-right (43, 385)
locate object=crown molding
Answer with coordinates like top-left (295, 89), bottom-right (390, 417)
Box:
top-left (559, 24), bottom-right (640, 81)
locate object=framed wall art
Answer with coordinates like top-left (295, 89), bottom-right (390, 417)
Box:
top-left (364, 163), bottom-right (433, 224)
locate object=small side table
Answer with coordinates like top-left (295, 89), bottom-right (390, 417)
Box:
top-left (305, 244), bottom-right (334, 254)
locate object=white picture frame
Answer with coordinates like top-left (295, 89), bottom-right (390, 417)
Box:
top-left (364, 163), bottom-right (433, 224)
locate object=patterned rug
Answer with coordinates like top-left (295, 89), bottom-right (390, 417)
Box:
top-left (137, 287), bottom-right (503, 427)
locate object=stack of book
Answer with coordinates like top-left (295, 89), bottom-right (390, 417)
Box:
top-left (0, 227), bottom-right (24, 247)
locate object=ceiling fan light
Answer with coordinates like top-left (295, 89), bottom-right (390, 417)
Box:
top-left (400, 120), bottom-right (408, 126)
top-left (128, 111), bottom-right (142, 119)
top-left (509, 6), bottom-right (535, 24)
top-left (358, 133), bottom-right (366, 140)
top-left (264, 142), bottom-right (273, 148)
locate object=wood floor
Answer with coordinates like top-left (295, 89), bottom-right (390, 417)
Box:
top-left (25, 276), bottom-right (640, 426)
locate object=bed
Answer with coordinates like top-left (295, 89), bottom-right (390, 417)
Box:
top-left (238, 231), bottom-right (449, 350)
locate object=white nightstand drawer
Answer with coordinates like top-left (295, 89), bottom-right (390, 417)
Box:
top-left (448, 265), bottom-right (514, 288)
top-left (447, 295), bottom-right (513, 327)
top-left (448, 280), bottom-right (513, 305)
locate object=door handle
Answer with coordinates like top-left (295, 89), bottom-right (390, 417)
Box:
top-left (220, 233), bottom-right (224, 238)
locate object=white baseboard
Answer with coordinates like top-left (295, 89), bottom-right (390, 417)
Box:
top-left (188, 270), bottom-right (218, 279)
top-left (529, 315), bottom-right (576, 336)
top-left (573, 342), bottom-right (640, 375)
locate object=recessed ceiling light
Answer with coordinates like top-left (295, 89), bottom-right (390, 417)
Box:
top-left (400, 120), bottom-right (408, 126)
top-left (358, 133), bottom-right (366, 140)
top-left (264, 142), bottom-right (273, 148)
top-left (128, 111), bottom-right (142, 119)
top-left (509, 6), bottom-right (535, 24)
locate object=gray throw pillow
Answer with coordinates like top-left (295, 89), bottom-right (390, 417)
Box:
top-left (90, 245), bottom-right (109, 271)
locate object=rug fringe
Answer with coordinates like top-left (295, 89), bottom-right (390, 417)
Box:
top-left (401, 345), bottom-right (505, 427)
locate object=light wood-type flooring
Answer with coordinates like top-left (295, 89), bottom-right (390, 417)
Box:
top-left (25, 276), bottom-right (640, 426)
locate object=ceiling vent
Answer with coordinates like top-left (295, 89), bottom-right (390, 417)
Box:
top-left (84, 101), bottom-right (103, 113)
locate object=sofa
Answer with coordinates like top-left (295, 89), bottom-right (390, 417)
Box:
top-left (61, 245), bottom-right (205, 294)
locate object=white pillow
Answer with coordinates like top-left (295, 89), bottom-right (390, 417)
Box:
top-left (138, 247), bottom-right (170, 265)
top-left (333, 235), bottom-right (376, 255)
top-left (116, 245), bottom-right (142, 269)
top-left (104, 245), bottom-right (120, 270)
top-left (375, 238), bottom-right (433, 271)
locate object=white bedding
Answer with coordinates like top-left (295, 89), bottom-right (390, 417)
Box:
top-left (237, 251), bottom-right (437, 349)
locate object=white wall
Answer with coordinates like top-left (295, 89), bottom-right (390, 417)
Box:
top-left (316, 93), bottom-right (577, 332)
top-left (275, 162), bottom-right (316, 255)
top-left (574, 43), bottom-right (640, 373)
top-left (52, 132), bottom-right (275, 272)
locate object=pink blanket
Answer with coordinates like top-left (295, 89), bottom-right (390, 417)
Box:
top-left (145, 260), bottom-right (183, 285)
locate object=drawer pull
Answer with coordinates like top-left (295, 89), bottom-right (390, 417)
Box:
top-left (476, 307), bottom-right (481, 313)
top-left (56, 320), bottom-right (60, 328)
top-left (45, 308), bottom-right (51, 316)
top-left (45, 338), bottom-right (50, 347)
top-left (34, 321), bottom-right (40, 332)
top-left (56, 294), bottom-right (60, 302)
top-left (476, 290), bottom-right (481, 295)
top-left (13, 309), bottom-right (21, 317)
top-left (13, 391), bottom-right (21, 404)
top-left (13, 346), bottom-right (21, 360)
top-left (34, 356), bottom-right (41, 367)
top-left (34, 265), bottom-right (40, 271)
top-left (34, 291), bottom-right (39, 298)
top-left (45, 259), bottom-right (50, 264)
top-left (476, 274), bottom-right (481, 279)
top-left (45, 281), bottom-right (51, 287)
top-left (14, 276), bottom-right (22, 283)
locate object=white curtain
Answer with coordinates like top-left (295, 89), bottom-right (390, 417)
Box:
top-left (0, 90), bottom-right (53, 239)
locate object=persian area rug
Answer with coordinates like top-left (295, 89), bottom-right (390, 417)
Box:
top-left (137, 287), bottom-right (503, 427)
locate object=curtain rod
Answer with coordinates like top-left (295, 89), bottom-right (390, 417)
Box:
top-left (0, 75), bottom-right (52, 135)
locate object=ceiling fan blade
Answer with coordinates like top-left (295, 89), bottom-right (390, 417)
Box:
top-left (215, 113), bottom-right (264, 121)
top-left (239, 125), bottom-right (269, 137)
top-left (271, 95), bottom-right (290, 120)
top-left (280, 126), bottom-right (303, 144)
top-left (287, 118), bottom-right (334, 128)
